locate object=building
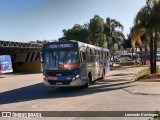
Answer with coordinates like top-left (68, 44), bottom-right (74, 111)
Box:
top-left (0, 40), bottom-right (42, 72)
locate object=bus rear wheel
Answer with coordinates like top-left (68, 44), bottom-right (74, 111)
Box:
top-left (102, 69), bottom-right (105, 79)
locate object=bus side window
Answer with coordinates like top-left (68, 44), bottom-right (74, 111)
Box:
top-left (98, 51), bottom-right (100, 61)
top-left (90, 49), bottom-right (94, 62)
top-left (103, 52), bottom-right (106, 61)
top-left (107, 52), bottom-right (109, 60)
top-left (104, 52), bottom-right (107, 60)
top-left (83, 52), bottom-right (86, 62)
top-left (80, 51), bottom-right (86, 63)
top-left (100, 51), bottom-right (102, 61)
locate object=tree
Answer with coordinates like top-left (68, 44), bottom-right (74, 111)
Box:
top-left (132, 0), bottom-right (160, 73)
top-left (123, 34), bottom-right (132, 49)
top-left (59, 15), bottom-right (125, 52)
top-left (130, 25), bottom-right (145, 65)
top-left (59, 24), bottom-right (89, 43)
top-left (104, 17), bottom-right (125, 64)
top-left (140, 33), bottom-right (150, 65)
top-left (88, 15), bottom-right (106, 47)
top-left (104, 17), bottom-right (125, 50)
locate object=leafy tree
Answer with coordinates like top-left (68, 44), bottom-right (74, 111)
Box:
top-left (59, 24), bottom-right (89, 43)
top-left (123, 34), bottom-right (132, 49)
top-left (132, 0), bottom-right (160, 73)
top-left (59, 15), bottom-right (125, 55)
top-left (88, 15), bottom-right (106, 47)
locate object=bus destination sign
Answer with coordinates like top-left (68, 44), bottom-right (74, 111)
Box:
top-left (46, 43), bottom-right (73, 49)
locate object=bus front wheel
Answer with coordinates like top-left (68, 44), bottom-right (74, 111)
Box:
top-left (83, 74), bottom-right (92, 88)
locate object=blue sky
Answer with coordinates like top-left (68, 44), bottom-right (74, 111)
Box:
top-left (0, 0), bottom-right (146, 42)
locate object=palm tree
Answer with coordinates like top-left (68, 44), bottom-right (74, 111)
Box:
top-left (133, 0), bottom-right (160, 73)
top-left (104, 18), bottom-right (125, 49)
top-left (140, 33), bottom-right (150, 65)
top-left (130, 25), bottom-right (145, 65)
top-left (104, 17), bottom-right (125, 63)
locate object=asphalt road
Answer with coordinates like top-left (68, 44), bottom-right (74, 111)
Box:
top-left (0, 67), bottom-right (160, 120)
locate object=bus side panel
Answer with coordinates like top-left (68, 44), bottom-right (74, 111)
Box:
top-left (80, 63), bottom-right (88, 85)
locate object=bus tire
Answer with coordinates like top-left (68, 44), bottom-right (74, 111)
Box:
top-left (102, 69), bottom-right (105, 79)
top-left (88, 73), bottom-right (93, 84)
top-left (83, 82), bottom-right (89, 88)
top-left (82, 74), bottom-right (92, 88)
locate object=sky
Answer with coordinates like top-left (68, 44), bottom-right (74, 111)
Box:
top-left (0, 0), bottom-right (146, 42)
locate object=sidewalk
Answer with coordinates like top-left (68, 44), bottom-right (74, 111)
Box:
top-left (107, 66), bottom-right (147, 81)
top-left (107, 66), bottom-right (160, 96)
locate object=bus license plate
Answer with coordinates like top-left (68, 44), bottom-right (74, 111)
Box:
top-left (56, 82), bottom-right (62, 85)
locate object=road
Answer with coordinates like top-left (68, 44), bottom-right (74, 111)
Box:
top-left (0, 67), bottom-right (160, 120)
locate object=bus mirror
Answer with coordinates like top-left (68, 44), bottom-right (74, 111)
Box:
top-left (39, 51), bottom-right (43, 63)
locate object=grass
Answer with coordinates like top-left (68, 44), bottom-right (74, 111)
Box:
top-left (136, 65), bottom-right (160, 81)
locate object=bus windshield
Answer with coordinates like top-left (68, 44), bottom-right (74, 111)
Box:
top-left (44, 50), bottom-right (79, 70)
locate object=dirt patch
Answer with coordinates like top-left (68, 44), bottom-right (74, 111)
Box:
top-left (139, 74), bottom-right (160, 82)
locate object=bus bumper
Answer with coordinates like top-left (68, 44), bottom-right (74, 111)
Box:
top-left (43, 78), bottom-right (82, 87)
top-left (0, 70), bottom-right (13, 74)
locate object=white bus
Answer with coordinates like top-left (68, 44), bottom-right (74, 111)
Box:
top-left (41, 41), bottom-right (110, 88)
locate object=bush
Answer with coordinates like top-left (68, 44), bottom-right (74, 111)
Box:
top-left (120, 61), bottom-right (135, 66)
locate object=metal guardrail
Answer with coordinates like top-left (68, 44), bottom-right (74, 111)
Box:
top-left (0, 40), bottom-right (42, 49)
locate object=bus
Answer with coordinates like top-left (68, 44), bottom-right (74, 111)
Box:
top-left (41, 40), bottom-right (110, 88)
top-left (0, 55), bottom-right (13, 74)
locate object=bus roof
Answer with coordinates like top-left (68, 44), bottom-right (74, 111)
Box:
top-left (48, 40), bottom-right (110, 52)
top-left (77, 41), bottom-right (109, 52)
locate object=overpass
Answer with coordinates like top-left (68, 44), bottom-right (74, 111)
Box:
top-left (0, 40), bottom-right (43, 72)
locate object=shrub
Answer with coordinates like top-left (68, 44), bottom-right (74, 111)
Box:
top-left (120, 61), bottom-right (135, 66)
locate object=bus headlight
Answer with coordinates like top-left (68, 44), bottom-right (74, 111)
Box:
top-left (43, 76), bottom-right (47, 81)
top-left (72, 75), bottom-right (80, 81)
top-left (76, 75), bottom-right (80, 78)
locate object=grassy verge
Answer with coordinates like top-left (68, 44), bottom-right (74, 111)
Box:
top-left (135, 65), bottom-right (160, 81)
top-left (135, 67), bottom-right (150, 81)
